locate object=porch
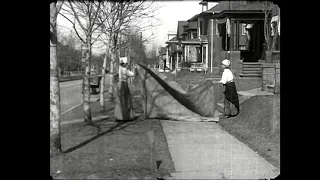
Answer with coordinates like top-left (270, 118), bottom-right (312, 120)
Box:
top-left (209, 9), bottom-right (280, 78)
top-left (179, 38), bottom-right (209, 73)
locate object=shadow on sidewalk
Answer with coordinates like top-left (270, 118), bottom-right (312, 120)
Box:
top-left (63, 116), bottom-right (141, 154)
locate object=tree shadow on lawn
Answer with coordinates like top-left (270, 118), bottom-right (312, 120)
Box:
top-left (62, 115), bottom-right (141, 154)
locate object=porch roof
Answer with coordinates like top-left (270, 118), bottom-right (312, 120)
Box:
top-left (213, 10), bottom-right (266, 23)
top-left (181, 38), bottom-right (208, 44)
top-left (166, 36), bottom-right (178, 44)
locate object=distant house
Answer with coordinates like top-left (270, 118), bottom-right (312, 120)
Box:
top-left (158, 47), bottom-right (167, 72)
top-left (165, 1), bottom-right (212, 73)
top-left (165, 36), bottom-right (179, 70)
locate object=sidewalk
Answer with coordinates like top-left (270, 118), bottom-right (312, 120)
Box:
top-left (160, 88), bottom-right (280, 179)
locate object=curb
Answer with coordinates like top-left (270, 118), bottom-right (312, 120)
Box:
top-left (61, 115), bottom-right (110, 126)
top-left (61, 103), bottom-right (83, 115)
top-left (61, 97), bottom-right (101, 115)
top-left (59, 77), bottom-right (83, 83)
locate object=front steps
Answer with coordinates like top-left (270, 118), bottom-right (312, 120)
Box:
top-left (239, 62), bottom-right (262, 77)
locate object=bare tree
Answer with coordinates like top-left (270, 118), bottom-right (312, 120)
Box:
top-left (147, 43), bottom-right (160, 66)
top-left (261, 1), bottom-right (275, 63)
top-left (96, 1), bottom-right (162, 112)
top-left (270, 4), bottom-right (280, 53)
top-left (50, 0), bottom-right (64, 156)
top-left (59, 0), bottom-right (105, 124)
top-left (57, 30), bottom-right (82, 72)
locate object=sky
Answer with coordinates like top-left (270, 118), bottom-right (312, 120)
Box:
top-left (145, 1), bottom-right (217, 50)
top-left (57, 0), bottom-right (218, 55)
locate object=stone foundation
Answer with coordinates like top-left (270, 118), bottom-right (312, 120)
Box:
top-left (261, 63), bottom-right (280, 94)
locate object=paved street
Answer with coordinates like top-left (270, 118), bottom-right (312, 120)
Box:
top-left (59, 80), bottom-right (83, 113)
top-left (59, 75), bottom-right (111, 113)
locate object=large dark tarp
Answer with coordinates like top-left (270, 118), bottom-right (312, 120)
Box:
top-left (134, 62), bottom-right (223, 119)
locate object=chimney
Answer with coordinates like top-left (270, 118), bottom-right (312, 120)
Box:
top-left (199, 1), bottom-right (208, 12)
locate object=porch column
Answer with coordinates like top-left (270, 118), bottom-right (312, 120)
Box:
top-left (236, 21), bottom-right (239, 50)
top-left (230, 20), bottom-right (235, 50)
top-left (168, 48), bottom-right (170, 69)
top-left (205, 44), bottom-right (208, 66)
top-left (184, 46), bottom-right (187, 62)
top-left (176, 53), bottom-right (179, 69)
top-left (202, 45), bottom-right (204, 63)
top-left (211, 19), bottom-right (214, 73)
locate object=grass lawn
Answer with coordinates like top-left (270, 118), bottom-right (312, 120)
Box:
top-left (219, 94), bottom-right (280, 169)
top-left (51, 95), bottom-right (175, 179)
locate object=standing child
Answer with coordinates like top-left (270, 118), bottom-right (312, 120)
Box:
top-left (217, 59), bottom-right (240, 118)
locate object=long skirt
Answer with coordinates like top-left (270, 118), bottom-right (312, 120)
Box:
top-left (114, 81), bottom-right (135, 121)
top-left (223, 82), bottom-right (240, 117)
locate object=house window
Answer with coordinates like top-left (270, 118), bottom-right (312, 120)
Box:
top-left (200, 21), bottom-right (203, 35)
top-left (203, 46), bottom-right (206, 64)
top-left (241, 24), bottom-right (247, 35)
top-left (193, 32), bottom-right (197, 39)
top-left (215, 22), bottom-right (219, 35)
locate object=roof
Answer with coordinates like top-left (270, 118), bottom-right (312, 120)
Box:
top-left (166, 36), bottom-right (178, 44)
top-left (199, 35), bottom-right (208, 42)
top-left (199, 1), bottom-right (208, 5)
top-left (177, 21), bottom-right (188, 39)
top-left (188, 14), bottom-right (199, 22)
top-left (232, 2), bottom-right (265, 11)
top-left (206, 1), bottom-right (231, 13)
top-left (206, 1), bottom-right (265, 13)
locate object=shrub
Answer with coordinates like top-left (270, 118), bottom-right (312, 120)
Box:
top-left (180, 62), bottom-right (191, 68)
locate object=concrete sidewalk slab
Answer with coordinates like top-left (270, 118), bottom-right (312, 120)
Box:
top-left (161, 121), bottom-right (280, 179)
top-left (238, 88), bottom-right (274, 97)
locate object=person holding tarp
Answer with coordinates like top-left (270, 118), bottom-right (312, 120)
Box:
top-left (217, 59), bottom-right (240, 118)
top-left (114, 57), bottom-right (138, 121)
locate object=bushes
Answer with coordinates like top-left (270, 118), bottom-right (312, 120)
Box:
top-left (180, 62), bottom-right (191, 68)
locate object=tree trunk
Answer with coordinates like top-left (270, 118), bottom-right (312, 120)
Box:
top-left (100, 51), bottom-right (108, 112)
top-left (108, 48), bottom-right (115, 101)
top-left (271, 28), bottom-right (278, 52)
top-left (50, 1), bottom-right (62, 156)
top-left (83, 34), bottom-right (93, 123)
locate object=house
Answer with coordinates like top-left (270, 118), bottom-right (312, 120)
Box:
top-left (163, 0), bottom-right (280, 77)
top-left (165, 35), bottom-right (179, 71)
top-left (202, 0), bottom-right (280, 77)
top-left (167, 1), bottom-right (211, 73)
top-left (158, 47), bottom-right (167, 72)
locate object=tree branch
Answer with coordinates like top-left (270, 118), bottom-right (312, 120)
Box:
top-left (72, 17), bottom-right (86, 43)
top-left (56, 1), bottom-right (64, 14)
top-left (68, 0), bottom-right (87, 35)
top-left (58, 12), bottom-right (74, 25)
top-left (90, 2), bottom-right (102, 32)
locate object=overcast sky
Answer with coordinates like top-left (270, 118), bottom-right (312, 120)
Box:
top-left (146, 1), bottom-right (217, 49)
top-left (57, 0), bottom-right (218, 55)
